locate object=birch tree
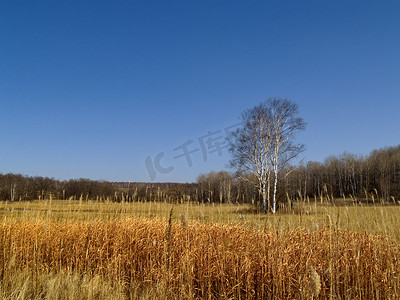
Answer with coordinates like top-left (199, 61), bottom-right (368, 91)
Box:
top-left (228, 103), bottom-right (273, 212)
top-left (229, 98), bottom-right (306, 213)
top-left (268, 99), bottom-right (306, 213)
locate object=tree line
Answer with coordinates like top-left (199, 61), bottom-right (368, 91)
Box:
top-left (0, 143), bottom-right (399, 204)
top-left (284, 145), bottom-right (400, 202)
top-left (196, 145), bottom-right (400, 206)
top-left (0, 175), bottom-right (199, 203)
top-left (0, 175), bottom-right (116, 201)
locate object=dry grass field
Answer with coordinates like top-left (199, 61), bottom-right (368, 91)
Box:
top-left (0, 199), bottom-right (399, 299)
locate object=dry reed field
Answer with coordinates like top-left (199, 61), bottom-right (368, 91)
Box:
top-left (0, 200), bottom-right (399, 299)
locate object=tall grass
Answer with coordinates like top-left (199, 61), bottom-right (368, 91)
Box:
top-left (0, 270), bottom-right (126, 300)
top-left (0, 199), bottom-right (399, 240)
top-left (0, 217), bottom-right (399, 299)
top-left (0, 199), bottom-right (399, 299)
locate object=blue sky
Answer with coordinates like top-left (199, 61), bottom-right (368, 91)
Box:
top-left (1, 0), bottom-right (399, 182)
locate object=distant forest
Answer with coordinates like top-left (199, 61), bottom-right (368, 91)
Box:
top-left (1, 145), bottom-right (399, 204)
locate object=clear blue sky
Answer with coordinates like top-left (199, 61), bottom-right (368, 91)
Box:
top-left (1, 0), bottom-right (399, 182)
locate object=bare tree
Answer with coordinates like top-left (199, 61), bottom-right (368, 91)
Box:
top-left (228, 103), bottom-right (273, 212)
top-left (268, 99), bottom-right (306, 213)
top-left (228, 98), bottom-right (306, 213)
top-left (10, 179), bottom-right (17, 202)
top-left (196, 171), bottom-right (234, 203)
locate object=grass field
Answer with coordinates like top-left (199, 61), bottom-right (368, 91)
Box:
top-left (0, 199), bottom-right (399, 299)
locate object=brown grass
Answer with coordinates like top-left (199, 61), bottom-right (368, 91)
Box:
top-left (1, 200), bottom-right (399, 241)
top-left (0, 217), bottom-right (399, 299)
